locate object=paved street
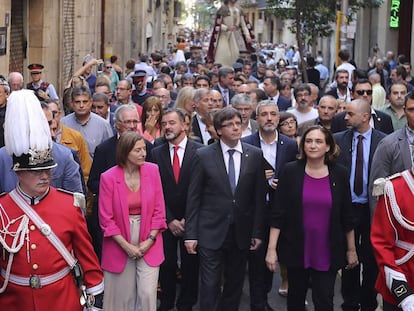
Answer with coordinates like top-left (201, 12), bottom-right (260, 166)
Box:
top-left (183, 268), bottom-right (384, 311)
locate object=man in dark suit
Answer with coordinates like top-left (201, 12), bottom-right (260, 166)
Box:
top-left (191, 88), bottom-right (214, 145)
top-left (213, 66), bottom-right (236, 107)
top-left (231, 93), bottom-right (259, 138)
top-left (331, 79), bottom-right (394, 134)
top-left (87, 104), bottom-right (153, 260)
top-left (185, 107), bottom-right (267, 311)
top-left (325, 69), bottom-right (352, 101)
top-left (334, 99), bottom-right (386, 311)
top-left (242, 100), bottom-right (298, 311)
top-left (263, 76), bottom-right (291, 111)
top-left (152, 109), bottom-right (203, 311)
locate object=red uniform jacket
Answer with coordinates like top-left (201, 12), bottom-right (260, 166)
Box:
top-left (371, 171), bottom-right (414, 305)
top-left (0, 187), bottom-right (103, 311)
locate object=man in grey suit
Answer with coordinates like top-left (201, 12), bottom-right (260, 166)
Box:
top-left (185, 107), bottom-right (267, 311)
top-left (369, 91), bottom-right (414, 214)
top-left (231, 93), bottom-right (259, 138)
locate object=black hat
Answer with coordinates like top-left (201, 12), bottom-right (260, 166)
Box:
top-left (28, 63), bottom-right (44, 73)
top-left (133, 70), bottom-right (147, 78)
top-left (5, 90), bottom-right (57, 171)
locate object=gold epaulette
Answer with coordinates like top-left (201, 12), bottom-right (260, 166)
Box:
top-left (372, 172), bottom-right (401, 197)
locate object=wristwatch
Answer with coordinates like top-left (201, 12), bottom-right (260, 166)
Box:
top-left (147, 234), bottom-right (156, 242)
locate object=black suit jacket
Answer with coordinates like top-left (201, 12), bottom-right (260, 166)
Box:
top-left (242, 131), bottom-right (298, 178)
top-left (331, 110), bottom-right (394, 134)
top-left (333, 128), bottom-right (386, 181)
top-left (213, 85), bottom-right (235, 106)
top-left (185, 142), bottom-right (267, 250)
top-left (276, 95), bottom-right (292, 112)
top-left (271, 160), bottom-right (355, 270)
top-left (151, 139), bottom-right (204, 223)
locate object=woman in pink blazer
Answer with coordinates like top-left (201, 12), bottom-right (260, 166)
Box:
top-left (99, 132), bottom-right (167, 311)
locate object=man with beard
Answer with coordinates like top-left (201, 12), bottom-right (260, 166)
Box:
top-left (151, 109), bottom-right (203, 311)
top-left (326, 69), bottom-right (352, 102)
top-left (381, 82), bottom-right (408, 130)
top-left (288, 83), bottom-right (318, 125)
top-left (331, 79), bottom-right (394, 134)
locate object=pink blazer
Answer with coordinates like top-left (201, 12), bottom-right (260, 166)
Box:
top-left (99, 162), bottom-right (167, 273)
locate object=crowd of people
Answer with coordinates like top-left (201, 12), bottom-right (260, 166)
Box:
top-left (0, 24), bottom-right (414, 311)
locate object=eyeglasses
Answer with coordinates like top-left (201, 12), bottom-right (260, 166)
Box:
top-left (280, 120), bottom-right (296, 127)
top-left (31, 72), bottom-right (41, 75)
top-left (106, 66), bottom-right (112, 69)
top-left (120, 120), bottom-right (140, 125)
top-left (221, 121), bottom-right (242, 128)
top-left (116, 87), bottom-right (129, 91)
top-left (355, 89), bottom-right (373, 96)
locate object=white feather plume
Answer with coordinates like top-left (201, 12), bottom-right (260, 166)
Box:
top-left (5, 90), bottom-right (52, 156)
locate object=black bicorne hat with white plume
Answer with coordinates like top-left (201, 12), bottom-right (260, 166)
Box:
top-left (4, 90), bottom-right (57, 171)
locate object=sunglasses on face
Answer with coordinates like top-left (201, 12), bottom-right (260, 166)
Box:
top-left (355, 89), bottom-right (373, 96)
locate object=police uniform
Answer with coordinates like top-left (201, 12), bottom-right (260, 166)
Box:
top-left (0, 187), bottom-right (104, 310)
top-left (371, 169), bottom-right (414, 310)
top-left (26, 63), bottom-right (59, 101)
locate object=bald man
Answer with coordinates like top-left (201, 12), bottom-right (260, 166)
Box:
top-left (334, 99), bottom-right (386, 311)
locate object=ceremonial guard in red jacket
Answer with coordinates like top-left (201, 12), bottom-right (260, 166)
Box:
top-left (0, 90), bottom-right (104, 310)
top-left (371, 168), bottom-right (414, 311)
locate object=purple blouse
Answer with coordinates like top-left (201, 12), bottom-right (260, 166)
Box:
top-left (303, 173), bottom-right (332, 271)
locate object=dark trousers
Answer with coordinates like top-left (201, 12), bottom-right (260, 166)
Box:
top-left (198, 226), bottom-right (249, 311)
top-left (341, 203), bottom-right (378, 311)
top-left (159, 229), bottom-right (199, 310)
top-left (383, 300), bottom-right (402, 311)
top-left (248, 203), bottom-right (273, 311)
top-left (86, 195), bottom-right (103, 262)
top-left (287, 267), bottom-right (337, 311)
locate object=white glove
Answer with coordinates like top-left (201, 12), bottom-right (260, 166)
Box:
top-left (400, 295), bottom-right (414, 311)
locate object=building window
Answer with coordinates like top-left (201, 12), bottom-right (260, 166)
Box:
top-left (148, 0), bottom-right (152, 12)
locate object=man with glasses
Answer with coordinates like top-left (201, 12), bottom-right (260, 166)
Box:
top-left (60, 86), bottom-right (113, 159)
top-left (26, 63), bottom-right (58, 101)
top-left (289, 83), bottom-right (318, 125)
top-left (185, 106), bottom-right (266, 311)
top-left (331, 79), bottom-right (394, 134)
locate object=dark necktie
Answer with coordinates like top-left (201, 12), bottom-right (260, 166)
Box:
top-left (228, 149), bottom-right (236, 194)
top-left (354, 135), bottom-right (364, 196)
top-left (223, 89), bottom-right (228, 106)
top-left (173, 145), bottom-right (180, 183)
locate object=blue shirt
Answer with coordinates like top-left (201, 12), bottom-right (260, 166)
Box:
top-left (350, 128), bottom-right (372, 203)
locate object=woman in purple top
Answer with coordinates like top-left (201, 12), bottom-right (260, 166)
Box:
top-left (265, 126), bottom-right (358, 311)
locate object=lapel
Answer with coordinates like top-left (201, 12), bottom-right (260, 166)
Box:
top-left (397, 129), bottom-right (413, 169)
top-left (181, 141), bottom-right (197, 178)
top-left (139, 163), bottom-right (149, 215)
top-left (369, 129), bottom-right (383, 164)
top-left (159, 143), bottom-right (176, 183)
top-left (275, 136), bottom-right (287, 177)
top-left (238, 143), bottom-right (251, 191)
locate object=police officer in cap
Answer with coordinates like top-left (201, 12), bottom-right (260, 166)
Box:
top-left (27, 63), bottom-right (59, 102)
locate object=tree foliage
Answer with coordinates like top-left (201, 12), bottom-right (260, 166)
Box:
top-left (266, 0), bottom-right (384, 47)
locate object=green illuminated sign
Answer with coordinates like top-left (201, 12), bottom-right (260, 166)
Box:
top-left (389, 0), bottom-right (400, 29)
